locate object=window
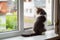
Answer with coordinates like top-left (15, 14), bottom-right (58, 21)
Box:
top-left (30, 9), bottom-right (32, 13)
top-left (24, 0), bottom-right (54, 30)
top-left (0, 0), bottom-right (23, 38)
top-left (0, 0), bottom-right (55, 38)
top-left (34, 0), bottom-right (46, 8)
top-left (26, 9), bottom-right (28, 13)
top-left (0, 0), bottom-right (18, 32)
top-left (25, 9), bottom-right (32, 13)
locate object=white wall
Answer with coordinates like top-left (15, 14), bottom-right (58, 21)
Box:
top-left (24, 1), bottom-right (35, 17)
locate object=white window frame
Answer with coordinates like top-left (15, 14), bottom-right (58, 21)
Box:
top-left (0, 0), bottom-right (24, 39)
top-left (0, 0), bottom-right (58, 39)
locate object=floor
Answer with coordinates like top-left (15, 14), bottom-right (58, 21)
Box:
top-left (1, 30), bottom-right (58, 40)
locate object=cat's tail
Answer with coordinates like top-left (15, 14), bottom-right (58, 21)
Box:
top-left (21, 33), bottom-right (42, 37)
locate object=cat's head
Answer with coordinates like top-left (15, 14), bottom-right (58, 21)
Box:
top-left (36, 8), bottom-right (46, 15)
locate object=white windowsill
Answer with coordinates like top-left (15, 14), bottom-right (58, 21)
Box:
top-left (2, 30), bottom-right (58, 40)
top-left (0, 31), bottom-right (22, 39)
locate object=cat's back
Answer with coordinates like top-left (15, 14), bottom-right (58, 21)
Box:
top-left (37, 16), bottom-right (46, 23)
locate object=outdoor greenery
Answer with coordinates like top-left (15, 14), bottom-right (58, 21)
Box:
top-left (0, 12), bottom-right (51, 32)
top-left (0, 0), bottom-right (17, 32)
top-left (6, 12), bottom-right (17, 31)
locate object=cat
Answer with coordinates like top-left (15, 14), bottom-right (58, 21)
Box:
top-left (21, 8), bottom-right (47, 37)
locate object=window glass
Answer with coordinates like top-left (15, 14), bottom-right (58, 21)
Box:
top-left (24, 0), bottom-right (53, 30)
top-left (0, 0), bottom-right (18, 32)
top-left (30, 9), bottom-right (32, 13)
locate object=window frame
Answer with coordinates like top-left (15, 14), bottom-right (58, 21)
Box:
top-left (24, 0), bottom-right (55, 30)
top-left (51, 0), bottom-right (54, 25)
top-left (0, 0), bottom-right (24, 39)
top-left (47, 0), bottom-right (54, 26)
top-left (0, 0), bottom-right (57, 39)
top-left (48, 0), bottom-right (54, 26)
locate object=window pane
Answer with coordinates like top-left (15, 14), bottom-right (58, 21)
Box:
top-left (30, 9), bottom-right (32, 13)
top-left (24, 0), bottom-right (53, 30)
top-left (34, 0), bottom-right (46, 8)
top-left (0, 0), bottom-right (18, 32)
top-left (24, 0), bottom-right (35, 28)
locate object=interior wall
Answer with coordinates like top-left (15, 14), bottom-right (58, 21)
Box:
top-left (57, 0), bottom-right (60, 34)
top-left (55, 0), bottom-right (60, 35)
top-left (54, 0), bottom-right (58, 34)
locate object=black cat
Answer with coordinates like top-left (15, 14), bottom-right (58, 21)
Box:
top-left (21, 8), bottom-right (46, 37)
